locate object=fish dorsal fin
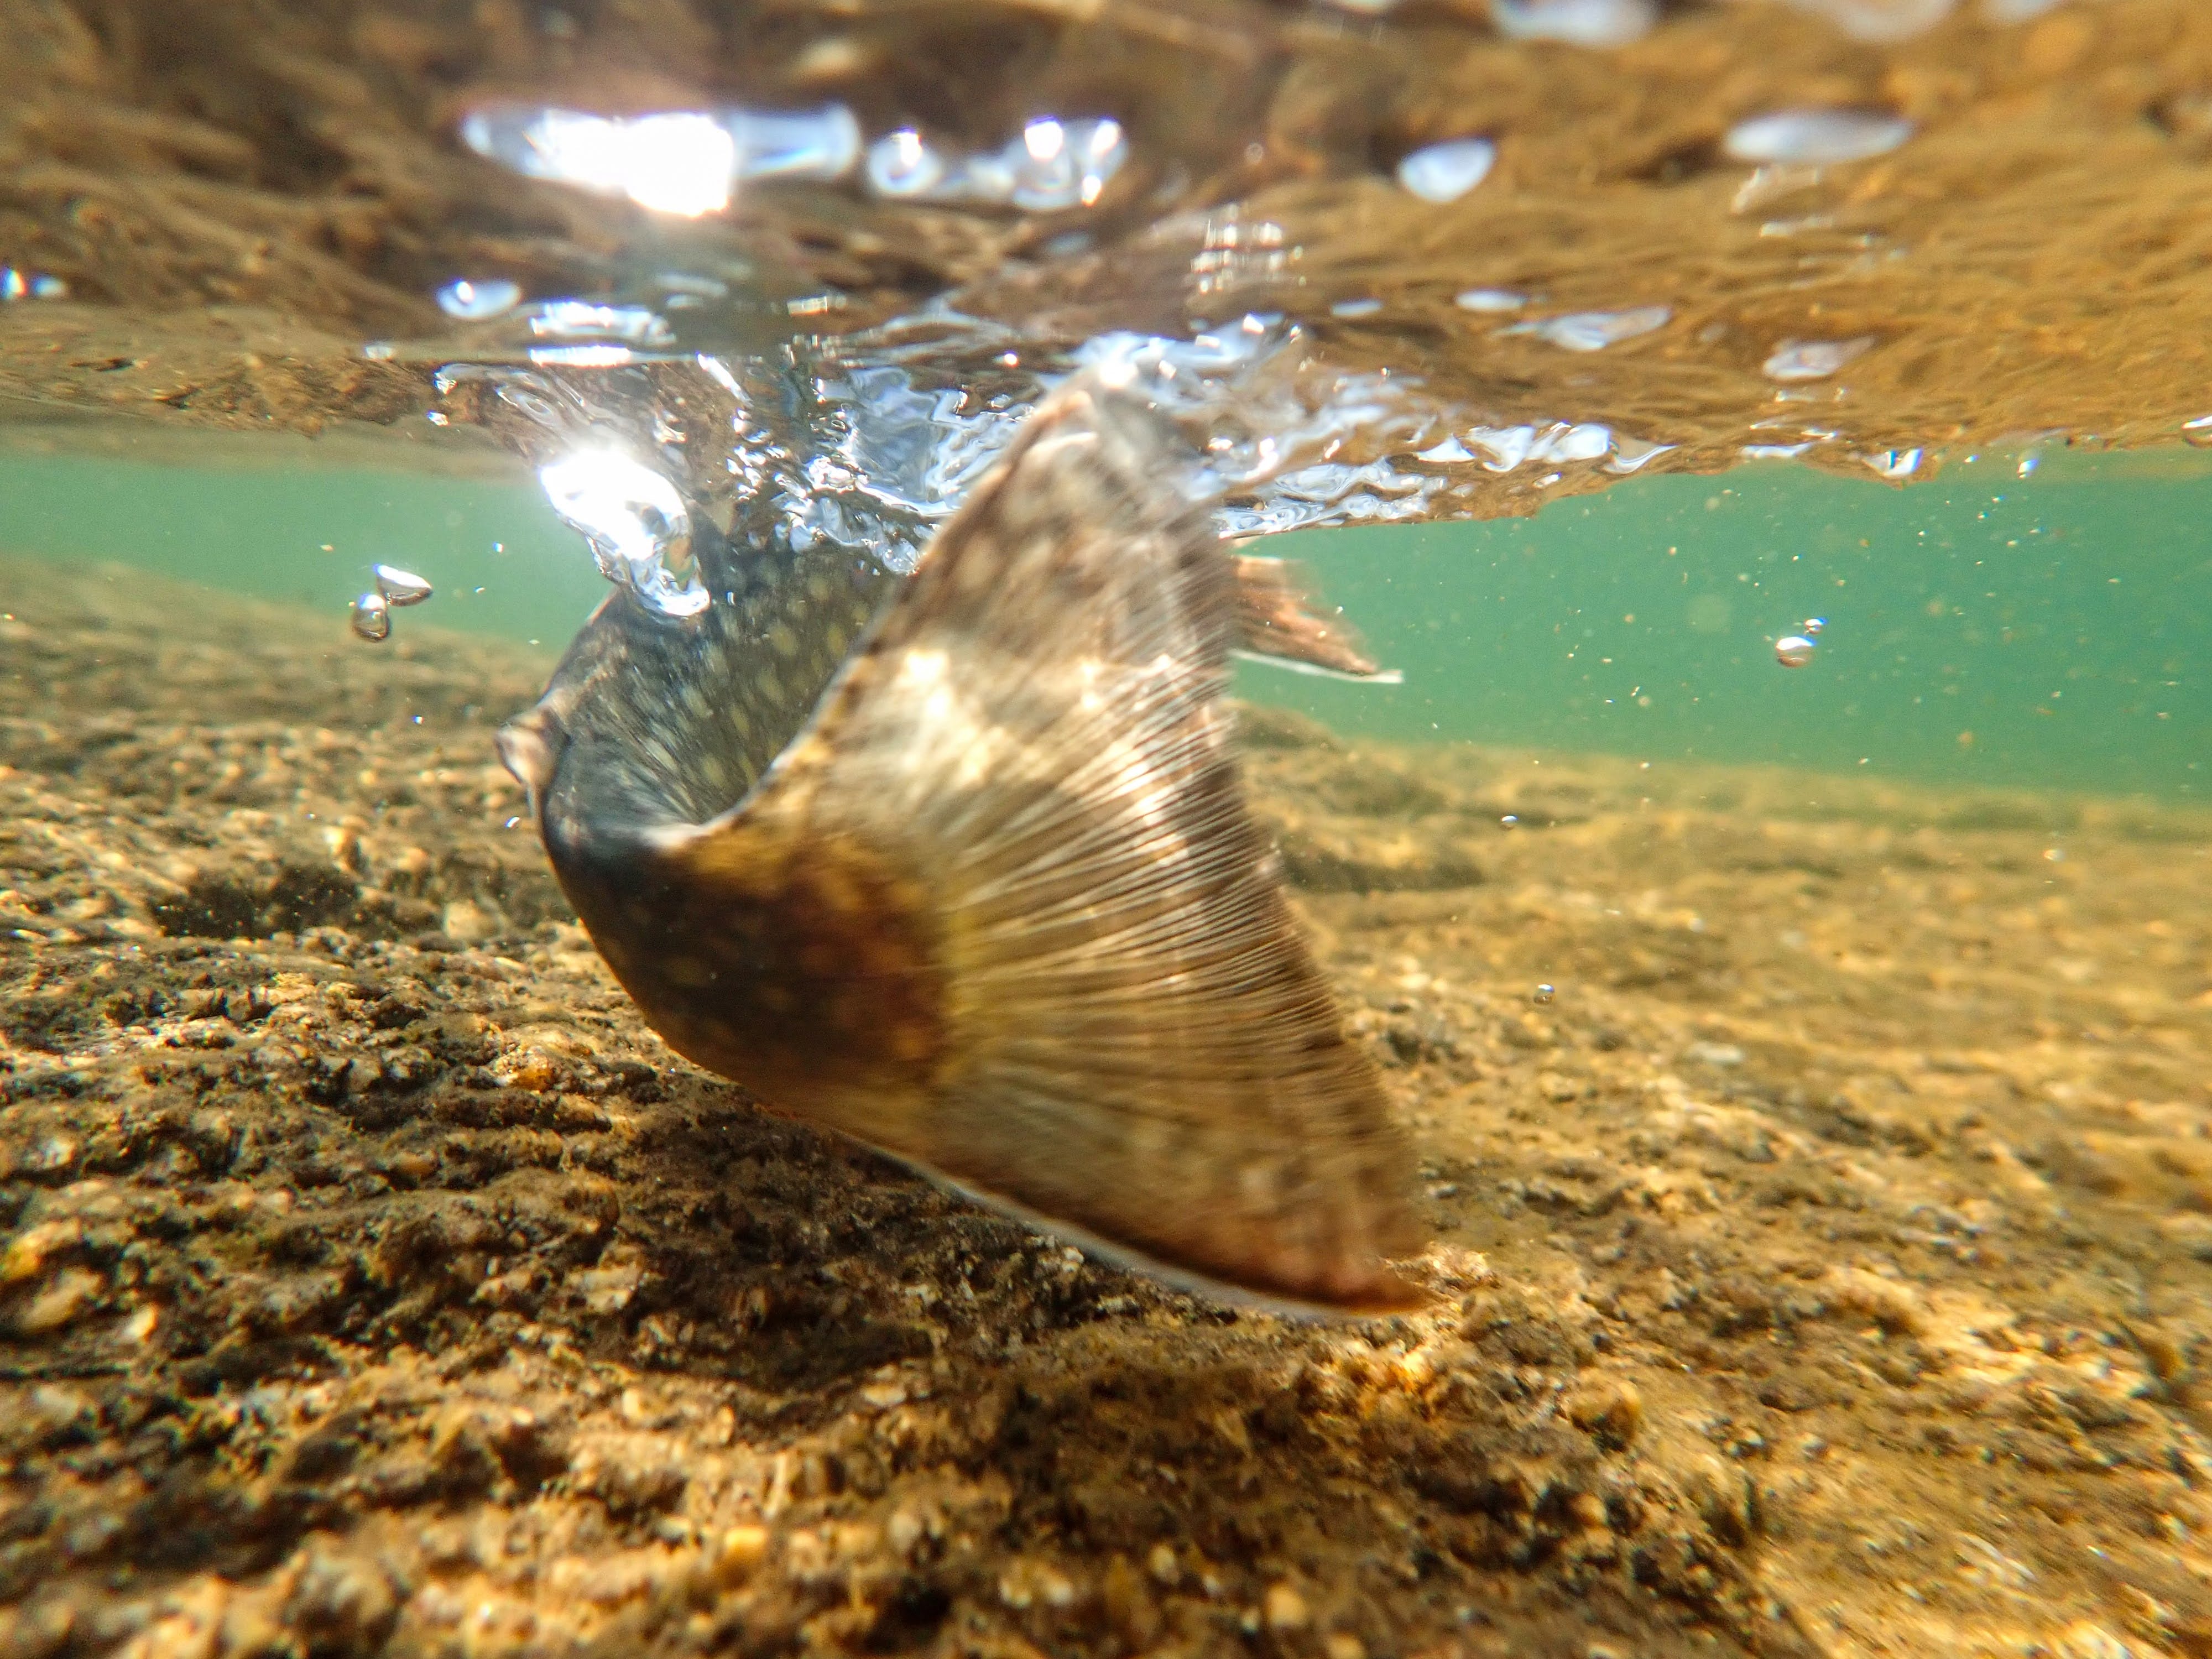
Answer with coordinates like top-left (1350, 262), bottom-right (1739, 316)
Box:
top-left (593, 382), bottom-right (1426, 1313)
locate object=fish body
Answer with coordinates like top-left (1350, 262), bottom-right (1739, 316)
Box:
top-left (501, 382), bottom-right (1423, 1312)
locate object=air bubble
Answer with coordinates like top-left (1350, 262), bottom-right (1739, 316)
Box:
top-left (1507, 306), bottom-right (1670, 352)
top-left (1781, 0), bottom-right (1953, 40)
top-left (436, 278), bottom-right (521, 320)
top-left (1454, 288), bottom-right (1526, 312)
top-left (458, 103), bottom-right (859, 217)
top-left (865, 129), bottom-right (951, 197)
top-left (1532, 984), bottom-right (1556, 1005)
top-left (528, 301), bottom-right (674, 346)
top-left (350, 592), bottom-right (392, 642)
top-left (863, 117), bottom-right (1125, 210)
top-left (1491, 0), bottom-right (1655, 45)
top-left (1395, 138), bottom-right (1495, 205)
top-left (1763, 338), bottom-right (1873, 381)
top-left (1803, 617), bottom-right (1826, 635)
top-left (1723, 109), bottom-right (1913, 166)
top-left (373, 564), bottom-right (434, 607)
top-left (1, 269), bottom-right (67, 301)
top-left (538, 448), bottom-right (708, 618)
top-left (1775, 634), bottom-right (1818, 667)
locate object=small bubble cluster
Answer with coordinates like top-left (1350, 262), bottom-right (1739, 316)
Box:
top-left (864, 117), bottom-right (1127, 211)
top-left (350, 564), bottom-right (435, 643)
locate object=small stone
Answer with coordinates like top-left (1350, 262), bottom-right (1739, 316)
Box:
top-left (714, 1526), bottom-right (770, 1588)
top-left (1264, 1582), bottom-right (1311, 1634)
top-left (283, 1546), bottom-right (400, 1654)
top-left (1102, 1555), bottom-right (1161, 1648)
top-left (885, 1508), bottom-right (925, 1558)
top-left (997, 1559), bottom-right (1076, 1610)
top-left (1326, 1635), bottom-right (1366, 1659)
top-left (0, 1597), bottom-right (75, 1659)
top-left (2, 1219), bottom-right (80, 1282)
top-left (17, 1268), bottom-right (101, 1335)
top-left (1146, 1541), bottom-right (1181, 1586)
top-left (113, 1577), bottom-right (231, 1659)
top-left (29, 1385), bottom-right (90, 1427)
top-left (1564, 1378), bottom-right (1644, 1448)
top-left (440, 899), bottom-right (493, 941)
top-left (570, 1261), bottom-right (642, 1314)
top-left (20, 1136), bottom-right (77, 1177)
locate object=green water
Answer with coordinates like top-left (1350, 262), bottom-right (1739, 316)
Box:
top-left (0, 441), bottom-right (602, 651)
top-left (2, 440), bottom-right (2204, 801)
top-left (1247, 448), bottom-right (2212, 802)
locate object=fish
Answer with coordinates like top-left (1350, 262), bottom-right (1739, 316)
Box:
top-left (498, 379), bottom-right (1425, 1312)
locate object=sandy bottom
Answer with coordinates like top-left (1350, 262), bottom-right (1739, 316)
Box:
top-left (4, 558), bottom-right (2211, 1659)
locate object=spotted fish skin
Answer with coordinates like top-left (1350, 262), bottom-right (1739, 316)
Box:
top-left (502, 381), bottom-right (1425, 1313)
top-left (502, 524), bottom-right (890, 874)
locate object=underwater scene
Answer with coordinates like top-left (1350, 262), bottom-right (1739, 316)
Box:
top-left (3, 2), bottom-right (2211, 1657)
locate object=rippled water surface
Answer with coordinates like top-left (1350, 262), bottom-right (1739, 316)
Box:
top-left (3, 3), bottom-right (2212, 1657)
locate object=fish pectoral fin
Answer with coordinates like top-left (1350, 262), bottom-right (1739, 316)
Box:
top-left (688, 381), bottom-right (1426, 1313)
top-left (1229, 553), bottom-right (1388, 679)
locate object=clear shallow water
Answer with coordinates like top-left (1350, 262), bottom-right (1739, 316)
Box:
top-left (1249, 447), bottom-right (2212, 801)
top-left (6, 437), bottom-right (2201, 800)
top-left (7, 4), bottom-right (2212, 1656)
top-left (0, 440), bottom-right (600, 649)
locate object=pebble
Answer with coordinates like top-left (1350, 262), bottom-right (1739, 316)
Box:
top-left (1265, 1581), bottom-right (1312, 1634)
top-left (1146, 1541), bottom-right (1181, 1586)
top-left (1564, 1377), bottom-right (1645, 1447)
top-left (17, 1267), bottom-right (101, 1334)
top-left (2, 1217), bottom-right (81, 1282)
top-left (714, 1526), bottom-right (770, 1588)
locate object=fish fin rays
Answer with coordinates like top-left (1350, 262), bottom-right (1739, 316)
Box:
top-left (1229, 553), bottom-right (1391, 680)
top-left (715, 382), bottom-right (1426, 1312)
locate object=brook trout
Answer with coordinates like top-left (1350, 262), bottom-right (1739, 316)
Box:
top-left (499, 380), bottom-right (1423, 1311)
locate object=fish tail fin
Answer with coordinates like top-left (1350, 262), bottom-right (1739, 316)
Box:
top-left (608, 381), bottom-right (1427, 1313)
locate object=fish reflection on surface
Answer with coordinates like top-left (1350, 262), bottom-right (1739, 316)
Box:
top-left (499, 383), bottom-right (1425, 1312)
